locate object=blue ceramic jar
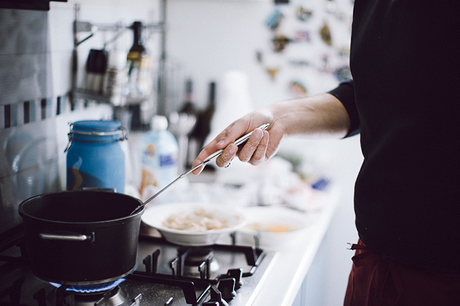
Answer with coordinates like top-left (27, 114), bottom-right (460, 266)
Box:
top-left (66, 120), bottom-right (127, 193)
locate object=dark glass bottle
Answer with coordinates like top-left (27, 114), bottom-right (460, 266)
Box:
top-left (179, 79), bottom-right (199, 119)
top-left (127, 21), bottom-right (153, 98)
top-left (180, 79), bottom-right (199, 167)
top-left (195, 81), bottom-right (216, 150)
top-left (187, 82), bottom-right (216, 168)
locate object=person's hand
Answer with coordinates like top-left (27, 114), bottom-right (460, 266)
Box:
top-left (191, 110), bottom-right (285, 174)
top-left (191, 93), bottom-right (350, 175)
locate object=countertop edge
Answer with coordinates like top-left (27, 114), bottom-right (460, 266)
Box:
top-left (250, 186), bottom-right (341, 306)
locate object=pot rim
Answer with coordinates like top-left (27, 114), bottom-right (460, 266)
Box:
top-left (18, 190), bottom-right (144, 225)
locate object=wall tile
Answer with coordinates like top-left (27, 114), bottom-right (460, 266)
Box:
top-left (48, 4), bottom-right (73, 53)
top-left (0, 106), bottom-right (4, 129)
top-left (31, 99), bottom-right (39, 123)
top-left (0, 53), bottom-right (54, 105)
top-left (0, 10), bottom-right (48, 55)
top-left (51, 51), bottom-right (73, 96)
top-left (16, 101), bottom-right (23, 126)
top-left (0, 0), bottom-right (159, 234)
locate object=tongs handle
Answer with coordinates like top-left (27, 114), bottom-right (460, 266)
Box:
top-left (185, 123), bottom-right (270, 175)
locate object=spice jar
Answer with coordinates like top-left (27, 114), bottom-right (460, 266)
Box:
top-left (65, 120), bottom-right (127, 193)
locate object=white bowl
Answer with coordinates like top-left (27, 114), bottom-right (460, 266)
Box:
top-left (141, 202), bottom-right (245, 246)
top-left (236, 206), bottom-right (315, 251)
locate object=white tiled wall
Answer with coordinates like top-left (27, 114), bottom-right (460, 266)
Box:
top-left (0, 0), bottom-right (162, 233)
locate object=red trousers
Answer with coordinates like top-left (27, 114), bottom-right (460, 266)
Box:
top-left (344, 240), bottom-right (460, 306)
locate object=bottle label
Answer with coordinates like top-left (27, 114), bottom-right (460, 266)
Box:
top-left (145, 144), bottom-right (156, 159)
top-left (160, 153), bottom-right (178, 167)
top-left (143, 144), bottom-right (178, 167)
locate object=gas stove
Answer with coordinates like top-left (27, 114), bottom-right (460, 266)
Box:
top-left (0, 225), bottom-right (276, 306)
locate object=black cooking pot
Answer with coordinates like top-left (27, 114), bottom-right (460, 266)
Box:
top-left (18, 190), bottom-right (144, 285)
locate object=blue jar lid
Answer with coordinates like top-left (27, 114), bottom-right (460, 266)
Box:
top-left (71, 120), bottom-right (125, 143)
top-left (73, 120), bottom-right (121, 131)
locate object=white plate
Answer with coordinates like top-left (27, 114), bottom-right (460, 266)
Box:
top-left (141, 202), bottom-right (245, 246)
top-left (236, 206), bottom-right (315, 250)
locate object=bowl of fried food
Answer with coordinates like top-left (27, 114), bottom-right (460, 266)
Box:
top-left (141, 202), bottom-right (245, 246)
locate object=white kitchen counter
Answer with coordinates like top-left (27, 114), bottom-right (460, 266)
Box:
top-left (250, 187), bottom-right (340, 306)
top-left (185, 167), bottom-right (341, 306)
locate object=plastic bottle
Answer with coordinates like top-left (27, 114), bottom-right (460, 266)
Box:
top-left (140, 116), bottom-right (179, 200)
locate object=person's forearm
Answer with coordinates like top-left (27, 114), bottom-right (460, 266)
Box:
top-left (191, 93), bottom-right (351, 173)
top-left (264, 93), bottom-right (351, 139)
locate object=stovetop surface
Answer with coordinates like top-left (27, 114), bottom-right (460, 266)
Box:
top-left (0, 231), bottom-right (276, 306)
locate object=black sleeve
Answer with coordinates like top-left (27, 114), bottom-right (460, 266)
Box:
top-left (328, 80), bottom-right (360, 137)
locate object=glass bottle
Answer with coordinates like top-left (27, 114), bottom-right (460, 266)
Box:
top-left (126, 21), bottom-right (153, 98)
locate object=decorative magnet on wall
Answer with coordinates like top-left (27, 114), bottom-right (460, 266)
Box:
top-left (333, 65), bottom-right (352, 82)
top-left (325, 0), bottom-right (337, 14)
top-left (288, 59), bottom-right (311, 68)
top-left (266, 9), bottom-right (284, 31)
top-left (296, 7), bottom-right (313, 22)
top-left (289, 81), bottom-right (308, 97)
top-left (319, 22), bottom-right (332, 46)
top-left (265, 67), bottom-right (280, 81)
top-left (294, 30), bottom-right (311, 42)
top-left (256, 51), bottom-right (263, 63)
top-left (272, 35), bottom-right (291, 52)
top-left (338, 46), bottom-right (350, 57)
top-left (318, 54), bottom-right (332, 73)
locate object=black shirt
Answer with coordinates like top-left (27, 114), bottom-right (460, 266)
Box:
top-left (329, 0), bottom-right (460, 271)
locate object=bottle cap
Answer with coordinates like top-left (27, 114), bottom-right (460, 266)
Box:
top-left (151, 115), bottom-right (168, 131)
top-left (107, 49), bottom-right (127, 69)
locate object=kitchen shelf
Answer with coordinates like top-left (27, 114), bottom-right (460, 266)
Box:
top-left (73, 88), bottom-right (150, 105)
top-left (72, 89), bottom-right (115, 104)
top-left (71, 2), bottom-right (168, 113)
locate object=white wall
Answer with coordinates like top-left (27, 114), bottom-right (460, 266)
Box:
top-left (165, 2), bottom-right (361, 305)
top-left (165, 2), bottom-right (360, 304)
top-left (166, 0), bottom-right (353, 110)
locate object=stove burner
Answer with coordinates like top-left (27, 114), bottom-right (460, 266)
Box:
top-left (50, 278), bottom-right (126, 294)
top-left (50, 285), bottom-right (131, 306)
top-left (72, 286), bottom-right (126, 306)
top-left (181, 247), bottom-right (219, 277)
top-left (0, 230), bottom-right (270, 306)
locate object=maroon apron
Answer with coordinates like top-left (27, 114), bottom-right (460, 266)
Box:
top-left (344, 239), bottom-right (460, 306)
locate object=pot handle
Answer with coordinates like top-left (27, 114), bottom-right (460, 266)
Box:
top-left (39, 233), bottom-right (94, 242)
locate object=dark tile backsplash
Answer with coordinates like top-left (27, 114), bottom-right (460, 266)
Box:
top-left (1, 96), bottom-right (67, 129)
top-left (4, 105), bottom-right (11, 128)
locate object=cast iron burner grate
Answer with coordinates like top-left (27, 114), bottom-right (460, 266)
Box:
top-left (0, 233), bottom-right (266, 306)
top-left (126, 236), bottom-right (266, 305)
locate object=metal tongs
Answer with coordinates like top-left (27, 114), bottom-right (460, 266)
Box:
top-left (130, 123), bottom-right (270, 215)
